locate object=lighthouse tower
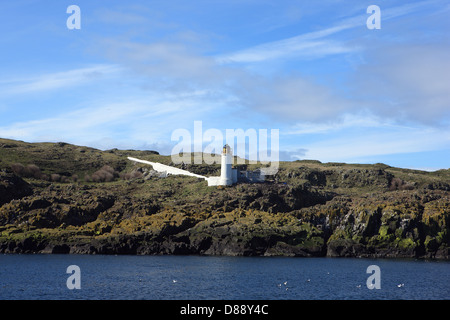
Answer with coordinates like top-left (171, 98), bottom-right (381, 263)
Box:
top-left (220, 144), bottom-right (233, 186)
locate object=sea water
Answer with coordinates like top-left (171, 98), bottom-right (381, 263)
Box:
top-left (0, 254), bottom-right (448, 300)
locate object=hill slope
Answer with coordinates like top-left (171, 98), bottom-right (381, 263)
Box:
top-left (0, 138), bottom-right (449, 258)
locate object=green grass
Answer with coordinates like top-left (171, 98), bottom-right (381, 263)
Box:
top-left (1, 137), bottom-right (449, 209)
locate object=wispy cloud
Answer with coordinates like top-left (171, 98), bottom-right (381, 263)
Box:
top-left (352, 43), bottom-right (450, 125)
top-left (218, 39), bottom-right (358, 63)
top-left (284, 114), bottom-right (398, 135)
top-left (235, 75), bottom-right (357, 123)
top-left (0, 94), bottom-right (227, 150)
top-left (0, 98), bottom-right (150, 143)
top-left (0, 65), bottom-right (120, 96)
top-left (216, 25), bottom-right (359, 64)
top-left (97, 8), bottom-right (149, 25)
top-left (301, 126), bottom-right (450, 163)
top-left (217, 0), bottom-right (439, 64)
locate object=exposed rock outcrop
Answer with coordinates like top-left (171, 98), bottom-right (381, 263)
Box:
top-left (0, 138), bottom-right (449, 259)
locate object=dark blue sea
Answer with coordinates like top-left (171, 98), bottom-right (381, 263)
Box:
top-left (0, 254), bottom-right (449, 300)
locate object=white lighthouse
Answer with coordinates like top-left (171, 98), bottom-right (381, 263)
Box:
top-left (219, 144), bottom-right (233, 186)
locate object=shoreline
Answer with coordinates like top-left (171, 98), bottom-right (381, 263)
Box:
top-left (1, 234), bottom-right (448, 260)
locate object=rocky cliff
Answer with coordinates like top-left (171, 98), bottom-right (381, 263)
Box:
top-left (0, 138), bottom-right (449, 259)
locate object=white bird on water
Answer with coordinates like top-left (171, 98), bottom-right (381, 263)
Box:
top-left (172, 279), bottom-right (177, 283)
top-left (277, 281), bottom-right (289, 290)
top-left (397, 283), bottom-right (404, 288)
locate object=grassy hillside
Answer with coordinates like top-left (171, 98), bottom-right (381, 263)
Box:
top-left (0, 138), bottom-right (449, 258)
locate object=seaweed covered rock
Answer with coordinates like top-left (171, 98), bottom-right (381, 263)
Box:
top-left (320, 190), bottom-right (450, 258)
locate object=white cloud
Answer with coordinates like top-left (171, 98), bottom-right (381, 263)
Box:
top-left (0, 93), bottom-right (228, 150)
top-left (217, 25), bottom-right (358, 64)
top-left (284, 113), bottom-right (394, 135)
top-left (216, 1), bottom-right (437, 64)
top-left (97, 8), bottom-right (149, 25)
top-left (237, 75), bottom-right (355, 123)
top-left (0, 65), bottom-right (120, 96)
top-left (0, 99), bottom-right (148, 143)
top-left (352, 43), bottom-right (450, 125)
top-left (301, 126), bottom-right (450, 163)
top-left (98, 39), bottom-right (227, 89)
top-left (278, 148), bottom-right (308, 161)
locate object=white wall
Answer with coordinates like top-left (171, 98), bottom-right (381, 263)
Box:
top-left (127, 157), bottom-right (207, 180)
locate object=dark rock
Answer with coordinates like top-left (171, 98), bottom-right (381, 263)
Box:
top-left (51, 244), bottom-right (70, 254)
top-left (0, 172), bottom-right (33, 207)
top-left (327, 239), bottom-right (361, 257)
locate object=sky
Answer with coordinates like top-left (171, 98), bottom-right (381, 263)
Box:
top-left (0, 0), bottom-right (449, 170)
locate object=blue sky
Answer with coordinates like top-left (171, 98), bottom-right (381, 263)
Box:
top-left (0, 0), bottom-right (449, 170)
